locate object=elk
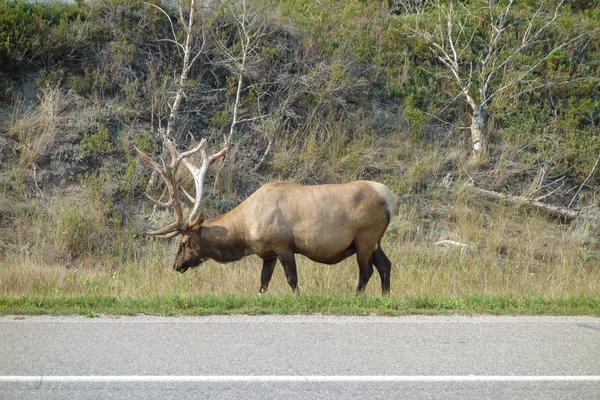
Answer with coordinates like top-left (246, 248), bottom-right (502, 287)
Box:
top-left (136, 136), bottom-right (398, 294)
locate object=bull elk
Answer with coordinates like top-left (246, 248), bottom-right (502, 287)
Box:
top-left (136, 136), bottom-right (398, 294)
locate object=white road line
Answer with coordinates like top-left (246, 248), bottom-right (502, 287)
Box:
top-left (1, 376), bottom-right (600, 383)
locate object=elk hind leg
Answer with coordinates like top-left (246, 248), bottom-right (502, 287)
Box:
top-left (372, 244), bottom-right (392, 295)
top-left (277, 251), bottom-right (299, 293)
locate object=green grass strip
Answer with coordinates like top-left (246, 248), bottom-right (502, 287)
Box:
top-left (1, 295), bottom-right (598, 316)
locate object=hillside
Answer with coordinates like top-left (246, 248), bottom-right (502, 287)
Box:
top-left (0, 0), bottom-right (599, 313)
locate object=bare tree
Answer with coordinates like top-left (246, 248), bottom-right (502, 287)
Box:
top-left (215, 1), bottom-right (267, 134)
top-left (141, 0), bottom-right (207, 192)
top-left (145, 0), bottom-right (206, 140)
top-left (210, 0), bottom-right (270, 173)
top-left (403, 0), bottom-right (596, 162)
top-left (139, 0), bottom-right (262, 220)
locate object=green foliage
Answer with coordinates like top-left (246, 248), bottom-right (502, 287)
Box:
top-left (0, 167), bottom-right (25, 197)
top-left (121, 133), bottom-right (156, 199)
top-left (0, 0), bottom-right (48, 68)
top-left (133, 132), bottom-right (156, 154)
top-left (79, 171), bottom-right (114, 219)
top-left (403, 96), bottom-right (428, 141)
top-left (267, 0), bottom-right (386, 60)
top-left (121, 157), bottom-right (137, 198)
top-left (80, 126), bottom-right (113, 159)
top-left (34, 69), bottom-right (64, 89)
top-left (331, 59), bottom-right (347, 84)
top-left (560, 129), bottom-right (600, 183)
top-left (209, 109), bottom-right (229, 128)
top-left (0, 0), bottom-right (86, 72)
top-left (0, 72), bottom-right (12, 102)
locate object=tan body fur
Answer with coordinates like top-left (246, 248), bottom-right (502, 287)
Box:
top-left (176, 180), bottom-right (398, 294)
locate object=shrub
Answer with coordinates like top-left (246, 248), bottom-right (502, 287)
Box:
top-left (79, 126), bottom-right (113, 159)
top-left (53, 201), bottom-right (109, 260)
top-left (0, 0), bottom-right (86, 72)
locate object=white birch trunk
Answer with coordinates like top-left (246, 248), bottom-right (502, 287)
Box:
top-left (470, 107), bottom-right (487, 162)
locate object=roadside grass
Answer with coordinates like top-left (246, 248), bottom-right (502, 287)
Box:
top-left (1, 294), bottom-right (598, 317)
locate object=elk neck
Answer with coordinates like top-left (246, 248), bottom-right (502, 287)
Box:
top-left (198, 213), bottom-right (250, 263)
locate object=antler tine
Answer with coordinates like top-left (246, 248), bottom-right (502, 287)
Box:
top-left (143, 192), bottom-right (174, 208)
top-left (180, 185), bottom-right (195, 204)
top-left (163, 137), bottom-right (208, 214)
top-left (135, 144), bottom-right (185, 235)
top-left (145, 221), bottom-right (181, 237)
top-left (163, 138), bottom-right (183, 172)
top-left (152, 230), bottom-right (181, 239)
top-left (180, 138), bottom-right (207, 159)
top-left (183, 136), bottom-right (231, 223)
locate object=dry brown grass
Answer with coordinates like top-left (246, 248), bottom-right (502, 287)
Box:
top-left (8, 86), bottom-right (68, 168)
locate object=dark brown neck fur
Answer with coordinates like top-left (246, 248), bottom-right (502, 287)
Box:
top-left (198, 223), bottom-right (249, 263)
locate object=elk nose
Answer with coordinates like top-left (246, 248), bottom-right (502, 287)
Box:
top-left (173, 263), bottom-right (189, 273)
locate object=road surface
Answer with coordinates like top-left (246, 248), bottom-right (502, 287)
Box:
top-left (0, 315), bottom-right (599, 399)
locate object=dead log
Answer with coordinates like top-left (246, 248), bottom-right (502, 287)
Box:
top-left (434, 240), bottom-right (469, 256)
top-left (469, 186), bottom-right (579, 220)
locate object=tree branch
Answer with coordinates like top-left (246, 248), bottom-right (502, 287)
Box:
top-left (470, 186), bottom-right (579, 220)
top-left (568, 153), bottom-right (600, 208)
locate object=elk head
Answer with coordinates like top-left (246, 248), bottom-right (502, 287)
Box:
top-left (135, 133), bottom-right (230, 272)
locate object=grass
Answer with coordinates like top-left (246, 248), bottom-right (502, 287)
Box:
top-left (1, 295), bottom-right (597, 317)
top-left (8, 85), bottom-right (65, 168)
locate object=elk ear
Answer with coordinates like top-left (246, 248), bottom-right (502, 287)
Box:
top-left (187, 214), bottom-right (205, 231)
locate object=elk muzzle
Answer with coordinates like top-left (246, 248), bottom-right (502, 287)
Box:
top-left (173, 255), bottom-right (205, 273)
top-left (173, 263), bottom-right (189, 273)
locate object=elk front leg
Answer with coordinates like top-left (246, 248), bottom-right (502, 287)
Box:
top-left (355, 245), bottom-right (374, 294)
top-left (356, 262), bottom-right (374, 293)
top-left (259, 257), bottom-right (277, 294)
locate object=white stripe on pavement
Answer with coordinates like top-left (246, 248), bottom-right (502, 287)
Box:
top-left (1, 376), bottom-right (600, 383)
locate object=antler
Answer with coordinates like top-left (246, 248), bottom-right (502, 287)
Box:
top-left (182, 135), bottom-right (231, 223)
top-left (135, 133), bottom-right (231, 237)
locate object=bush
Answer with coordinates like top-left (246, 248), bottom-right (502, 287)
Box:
top-left (0, 0), bottom-right (85, 72)
top-left (79, 126), bottom-right (113, 159)
top-left (53, 201), bottom-right (109, 260)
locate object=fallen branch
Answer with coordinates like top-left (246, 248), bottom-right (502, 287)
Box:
top-left (469, 186), bottom-right (579, 220)
top-left (435, 240), bottom-right (469, 249)
top-left (435, 240), bottom-right (469, 256)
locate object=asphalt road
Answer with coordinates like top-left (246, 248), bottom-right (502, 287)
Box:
top-left (0, 315), bottom-right (599, 399)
